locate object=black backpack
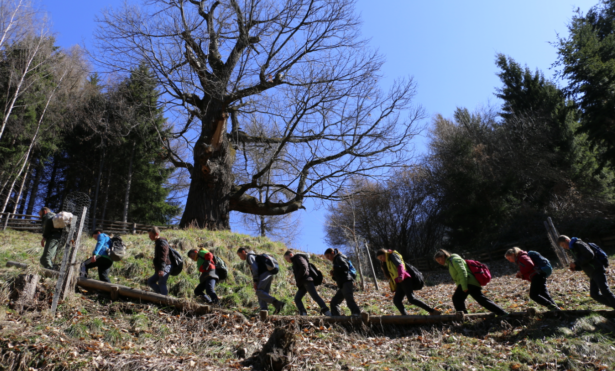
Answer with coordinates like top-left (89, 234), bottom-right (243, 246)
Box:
top-left (214, 255), bottom-right (228, 280)
top-left (405, 262), bottom-right (425, 291)
top-left (168, 248), bottom-right (183, 276)
top-left (108, 236), bottom-right (126, 262)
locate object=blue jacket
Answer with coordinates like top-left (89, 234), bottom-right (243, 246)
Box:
top-left (92, 233), bottom-right (111, 259)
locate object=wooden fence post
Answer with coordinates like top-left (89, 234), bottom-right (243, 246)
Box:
top-left (3, 213), bottom-right (11, 231)
top-left (132, 223), bottom-right (136, 234)
top-left (364, 242), bottom-right (379, 291)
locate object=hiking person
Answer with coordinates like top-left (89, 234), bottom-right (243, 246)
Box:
top-left (434, 249), bottom-right (508, 316)
top-left (81, 230), bottom-right (114, 283)
top-left (324, 248), bottom-right (362, 317)
top-left (147, 227), bottom-right (172, 296)
top-left (283, 250), bottom-right (331, 316)
top-left (236, 247), bottom-right (285, 314)
top-left (39, 207), bottom-right (63, 269)
top-left (558, 235), bottom-right (615, 309)
top-left (188, 248), bottom-right (219, 304)
top-left (504, 247), bottom-right (559, 311)
top-left (376, 249), bottom-right (440, 316)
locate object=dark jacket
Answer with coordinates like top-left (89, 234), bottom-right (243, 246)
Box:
top-left (291, 253), bottom-right (313, 287)
top-left (41, 212), bottom-right (62, 239)
top-left (153, 238), bottom-right (171, 272)
top-left (569, 238), bottom-right (601, 277)
top-left (332, 253), bottom-right (353, 286)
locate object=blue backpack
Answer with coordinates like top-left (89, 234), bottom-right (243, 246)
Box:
top-left (348, 260), bottom-right (357, 279)
top-left (588, 242), bottom-right (609, 268)
top-left (527, 251), bottom-right (552, 278)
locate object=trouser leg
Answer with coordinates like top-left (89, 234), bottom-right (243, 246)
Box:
top-left (195, 273), bottom-right (211, 301)
top-left (400, 279), bottom-right (434, 312)
top-left (157, 268), bottom-right (170, 296)
top-left (304, 281), bottom-right (329, 311)
top-left (393, 286), bottom-right (407, 315)
top-left (256, 272), bottom-right (276, 310)
top-left (590, 269), bottom-right (615, 309)
top-left (529, 275), bottom-right (557, 308)
top-left (40, 238), bottom-right (60, 269)
top-left (468, 285), bottom-right (506, 315)
top-left (452, 285), bottom-right (469, 313)
top-left (204, 277), bottom-right (218, 303)
top-left (147, 272), bottom-right (161, 294)
top-left (330, 287), bottom-right (345, 316)
top-left (97, 259), bottom-right (113, 283)
top-left (294, 286), bottom-right (308, 314)
top-left (341, 281), bottom-right (361, 315)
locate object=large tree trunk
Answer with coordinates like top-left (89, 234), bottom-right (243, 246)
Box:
top-left (180, 103), bottom-right (233, 229)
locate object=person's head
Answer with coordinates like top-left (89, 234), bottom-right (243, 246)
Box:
top-left (375, 249), bottom-right (388, 262)
top-left (324, 248), bottom-right (338, 262)
top-left (148, 226), bottom-right (160, 241)
top-left (91, 229), bottom-right (103, 239)
top-left (557, 235), bottom-right (571, 250)
top-left (187, 249), bottom-right (198, 261)
top-left (39, 207), bottom-right (51, 217)
top-left (504, 247), bottom-right (522, 263)
top-left (434, 249), bottom-right (451, 266)
top-left (237, 246), bottom-right (249, 261)
top-left (283, 250), bottom-right (294, 263)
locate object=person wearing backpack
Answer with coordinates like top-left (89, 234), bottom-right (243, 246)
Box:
top-left (376, 249), bottom-right (440, 316)
top-left (147, 227), bottom-right (172, 296)
top-left (558, 235), bottom-right (615, 309)
top-left (283, 250), bottom-right (331, 316)
top-left (188, 248), bottom-right (219, 305)
top-left (81, 230), bottom-right (114, 283)
top-left (434, 250), bottom-right (508, 316)
top-left (504, 247), bottom-right (559, 311)
top-left (324, 248), bottom-right (362, 317)
top-left (237, 247), bottom-right (285, 314)
top-left (38, 207), bottom-right (63, 269)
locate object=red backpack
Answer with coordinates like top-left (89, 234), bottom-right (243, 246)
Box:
top-left (465, 260), bottom-right (491, 286)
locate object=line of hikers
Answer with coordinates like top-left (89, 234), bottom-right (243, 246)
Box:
top-left (38, 207), bottom-right (615, 316)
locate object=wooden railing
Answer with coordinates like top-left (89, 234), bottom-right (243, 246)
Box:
top-left (0, 212), bottom-right (174, 235)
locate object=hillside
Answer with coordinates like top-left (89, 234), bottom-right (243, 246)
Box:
top-left (0, 229), bottom-right (614, 370)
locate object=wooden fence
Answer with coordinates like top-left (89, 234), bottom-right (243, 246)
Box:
top-left (0, 212), bottom-right (174, 235)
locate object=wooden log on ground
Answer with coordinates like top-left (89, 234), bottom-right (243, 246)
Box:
top-left (5, 261), bottom-right (250, 321)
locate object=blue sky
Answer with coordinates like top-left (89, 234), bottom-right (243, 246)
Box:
top-left (42, 0), bottom-right (597, 252)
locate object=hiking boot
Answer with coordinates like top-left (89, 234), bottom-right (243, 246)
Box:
top-left (323, 311), bottom-right (332, 317)
top-left (430, 309), bottom-right (441, 316)
top-left (273, 300), bottom-right (285, 315)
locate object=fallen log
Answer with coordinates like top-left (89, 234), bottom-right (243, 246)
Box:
top-left (5, 261), bottom-right (247, 322)
top-left (9, 274), bottom-right (40, 314)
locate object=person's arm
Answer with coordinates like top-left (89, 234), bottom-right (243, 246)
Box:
top-left (518, 254), bottom-right (535, 281)
top-left (452, 256), bottom-right (469, 291)
top-left (297, 256), bottom-right (310, 281)
top-left (573, 242), bottom-right (594, 269)
top-left (248, 254), bottom-right (259, 282)
top-left (92, 234), bottom-right (109, 257)
top-left (389, 253), bottom-right (410, 283)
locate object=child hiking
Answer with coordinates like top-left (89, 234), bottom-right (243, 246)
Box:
top-left (504, 247), bottom-right (559, 311)
top-left (284, 250), bottom-right (331, 316)
top-left (324, 248), bottom-right (362, 317)
top-left (558, 235), bottom-right (615, 309)
top-left (434, 249), bottom-right (508, 316)
top-left (237, 247), bottom-right (285, 314)
top-left (188, 248), bottom-right (219, 304)
top-left (81, 229), bottom-right (114, 283)
top-left (376, 249), bottom-right (440, 316)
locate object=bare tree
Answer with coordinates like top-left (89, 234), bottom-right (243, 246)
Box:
top-left (95, 0), bottom-right (422, 229)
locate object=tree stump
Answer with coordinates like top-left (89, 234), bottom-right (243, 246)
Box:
top-left (259, 327), bottom-right (296, 371)
top-left (9, 274), bottom-right (40, 313)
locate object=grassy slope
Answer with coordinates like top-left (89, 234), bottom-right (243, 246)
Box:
top-left (0, 228), bottom-right (614, 370)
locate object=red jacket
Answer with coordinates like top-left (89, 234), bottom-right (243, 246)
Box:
top-left (515, 251), bottom-right (536, 281)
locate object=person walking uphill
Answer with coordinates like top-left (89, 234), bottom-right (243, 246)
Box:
top-left (284, 251), bottom-right (331, 316)
top-left (237, 247), bottom-right (285, 314)
top-left (81, 230), bottom-right (114, 282)
top-left (558, 235), bottom-right (615, 309)
top-left (148, 227), bottom-right (172, 296)
top-left (434, 250), bottom-right (508, 316)
top-left (324, 248), bottom-right (362, 317)
top-left (39, 207), bottom-right (63, 269)
top-left (505, 247), bottom-right (559, 311)
top-left (188, 248), bottom-right (219, 304)
top-left (376, 249), bottom-right (440, 316)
